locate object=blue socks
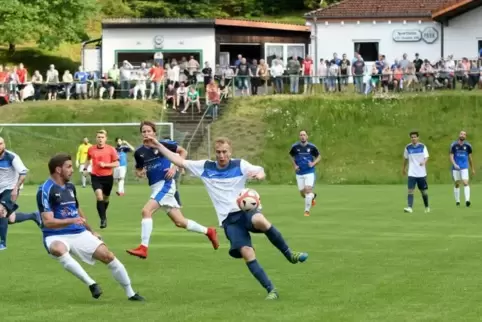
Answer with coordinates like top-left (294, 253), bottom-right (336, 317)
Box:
top-left (408, 194), bottom-right (414, 208)
top-left (422, 191), bottom-right (429, 207)
top-left (0, 217), bottom-right (8, 245)
top-left (13, 212), bottom-right (38, 224)
top-left (265, 226), bottom-right (292, 260)
top-left (246, 260), bottom-right (274, 292)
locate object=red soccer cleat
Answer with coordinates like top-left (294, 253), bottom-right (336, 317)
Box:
top-left (126, 245), bottom-right (148, 259)
top-left (206, 227), bottom-right (219, 250)
top-left (116, 192), bottom-right (125, 197)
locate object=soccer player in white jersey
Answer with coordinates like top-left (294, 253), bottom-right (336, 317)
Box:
top-left (36, 153), bottom-right (144, 301)
top-left (450, 130), bottom-right (474, 207)
top-left (402, 131), bottom-right (430, 213)
top-left (144, 135), bottom-right (308, 300)
top-left (0, 137), bottom-right (41, 251)
top-left (126, 121), bottom-right (218, 259)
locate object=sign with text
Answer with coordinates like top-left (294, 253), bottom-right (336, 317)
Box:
top-left (421, 27), bottom-right (439, 44)
top-left (392, 30), bottom-right (422, 42)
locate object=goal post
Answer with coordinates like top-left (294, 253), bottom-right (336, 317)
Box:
top-left (0, 122), bottom-right (174, 185)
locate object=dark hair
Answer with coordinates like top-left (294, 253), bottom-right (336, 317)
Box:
top-left (409, 131), bottom-right (419, 137)
top-left (115, 137), bottom-right (122, 142)
top-left (48, 154), bottom-right (72, 174)
top-left (139, 121), bottom-right (157, 133)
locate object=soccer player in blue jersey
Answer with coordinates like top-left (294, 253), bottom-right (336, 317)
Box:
top-left (36, 153), bottom-right (144, 300)
top-left (126, 121), bottom-right (218, 259)
top-left (403, 131), bottom-right (430, 213)
top-left (450, 130), bottom-right (474, 207)
top-left (114, 137), bottom-right (135, 196)
top-left (0, 137), bottom-right (41, 251)
top-left (289, 130), bottom-right (321, 217)
top-left (146, 135), bottom-right (308, 300)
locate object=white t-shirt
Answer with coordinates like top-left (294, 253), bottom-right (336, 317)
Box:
top-left (404, 143), bottom-right (429, 177)
top-left (183, 158), bottom-right (264, 225)
top-left (0, 150), bottom-right (28, 194)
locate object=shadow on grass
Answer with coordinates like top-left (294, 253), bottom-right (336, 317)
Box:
top-left (0, 48), bottom-right (79, 74)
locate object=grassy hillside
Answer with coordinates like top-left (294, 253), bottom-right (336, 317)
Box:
top-left (202, 92), bottom-right (482, 184)
top-left (1, 100), bottom-right (166, 184)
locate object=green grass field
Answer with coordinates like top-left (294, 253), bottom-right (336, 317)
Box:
top-left (3, 184), bottom-right (482, 322)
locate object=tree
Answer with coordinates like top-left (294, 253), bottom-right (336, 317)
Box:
top-left (0, 0), bottom-right (99, 52)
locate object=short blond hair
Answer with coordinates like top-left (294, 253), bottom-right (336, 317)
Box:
top-left (214, 137), bottom-right (232, 146)
top-left (97, 130), bottom-right (107, 136)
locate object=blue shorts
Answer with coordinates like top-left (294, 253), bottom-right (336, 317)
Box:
top-left (407, 176), bottom-right (428, 190)
top-left (222, 210), bottom-right (262, 259)
top-left (0, 189), bottom-right (18, 216)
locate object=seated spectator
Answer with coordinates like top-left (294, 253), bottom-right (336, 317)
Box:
top-left (206, 79), bottom-right (220, 119)
top-left (419, 60), bottom-right (435, 91)
top-left (164, 83), bottom-right (176, 109)
top-left (381, 66), bottom-right (393, 93)
top-left (404, 62), bottom-right (418, 91)
top-left (468, 60), bottom-right (479, 90)
top-left (99, 73), bottom-right (115, 100)
top-left (176, 82), bottom-right (188, 109)
top-left (393, 66), bottom-right (404, 91)
top-left (0, 87), bottom-right (9, 106)
top-left (181, 85), bottom-right (201, 114)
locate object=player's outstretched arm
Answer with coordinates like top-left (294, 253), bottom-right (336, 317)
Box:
top-left (41, 212), bottom-right (84, 229)
top-left (241, 159), bottom-right (266, 180)
top-left (147, 137), bottom-right (188, 168)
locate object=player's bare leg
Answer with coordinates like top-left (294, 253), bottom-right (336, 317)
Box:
top-left (48, 241), bottom-right (102, 299)
top-left (127, 200), bottom-right (218, 259)
top-left (94, 189), bottom-right (109, 229)
top-left (252, 212), bottom-right (308, 264)
top-left (303, 186), bottom-right (316, 216)
top-left (93, 244), bottom-right (144, 301)
top-left (454, 181), bottom-right (461, 206)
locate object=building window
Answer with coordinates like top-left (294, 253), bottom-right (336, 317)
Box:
top-left (478, 40), bottom-right (482, 57)
top-left (354, 42), bottom-right (379, 61)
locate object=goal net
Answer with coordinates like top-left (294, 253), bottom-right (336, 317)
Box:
top-left (0, 122), bottom-right (174, 185)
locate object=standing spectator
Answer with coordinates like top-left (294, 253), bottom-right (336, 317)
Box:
top-left (46, 64), bottom-right (59, 101)
top-left (327, 61), bottom-right (340, 92)
top-left (249, 59), bottom-right (259, 96)
top-left (257, 59), bottom-right (270, 94)
top-left (107, 64), bottom-right (119, 98)
top-left (169, 61), bottom-right (180, 88)
top-left (235, 58), bottom-right (251, 96)
top-left (339, 54), bottom-right (350, 91)
top-left (187, 55), bottom-right (200, 85)
top-left (0, 87), bottom-right (9, 106)
top-left (31, 70), bottom-right (43, 101)
top-left (400, 54), bottom-right (410, 71)
top-left (119, 60), bottom-right (133, 98)
top-left (302, 55), bottom-right (314, 94)
top-left (0, 65), bottom-right (7, 89)
top-left (8, 66), bottom-right (19, 102)
top-left (179, 57), bottom-right (188, 85)
top-left (87, 71), bottom-right (98, 98)
top-left (16, 63), bottom-right (28, 102)
top-left (62, 70), bottom-right (73, 100)
top-left (234, 54), bottom-right (243, 67)
top-left (148, 62), bottom-right (164, 100)
top-left (133, 69), bottom-right (147, 100)
top-left (381, 66), bottom-right (393, 93)
top-left (413, 53), bottom-right (423, 73)
top-left (352, 57), bottom-right (366, 93)
top-left (287, 55), bottom-right (301, 94)
top-left (318, 59), bottom-right (328, 92)
top-left (201, 62), bottom-right (212, 89)
top-left (270, 59), bottom-right (284, 94)
top-left (468, 60), bottom-right (479, 90)
top-left (74, 66), bottom-right (88, 99)
top-left (206, 79), bottom-right (220, 119)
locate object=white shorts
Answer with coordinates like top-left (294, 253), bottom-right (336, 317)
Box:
top-left (44, 231), bottom-right (104, 265)
top-left (453, 169), bottom-right (469, 181)
top-left (114, 166), bottom-right (127, 179)
top-left (150, 180), bottom-right (179, 211)
top-left (80, 165), bottom-right (92, 173)
top-left (296, 173), bottom-right (315, 191)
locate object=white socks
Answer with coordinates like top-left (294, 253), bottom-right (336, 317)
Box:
top-left (107, 258), bottom-right (136, 298)
top-left (118, 179), bottom-right (125, 194)
top-left (464, 186), bottom-right (471, 202)
top-left (305, 193), bottom-right (314, 212)
top-left (454, 187), bottom-right (460, 203)
top-left (58, 253), bottom-right (96, 286)
top-left (455, 186), bottom-right (471, 202)
top-left (81, 175), bottom-right (87, 187)
top-left (141, 218), bottom-right (153, 247)
top-left (186, 219), bottom-right (208, 234)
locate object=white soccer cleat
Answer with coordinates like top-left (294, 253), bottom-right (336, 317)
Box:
top-left (424, 207), bottom-right (430, 213)
top-left (403, 207), bottom-right (413, 213)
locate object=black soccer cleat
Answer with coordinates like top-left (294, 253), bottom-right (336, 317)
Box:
top-left (89, 283), bottom-right (103, 299)
top-left (100, 219), bottom-right (107, 229)
top-left (456, 202), bottom-right (460, 207)
top-left (466, 201), bottom-right (471, 208)
top-left (128, 293), bottom-right (145, 301)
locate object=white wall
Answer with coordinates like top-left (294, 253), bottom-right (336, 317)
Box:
top-left (102, 28), bottom-right (215, 73)
top-left (311, 20), bottom-right (441, 66)
top-left (443, 5), bottom-right (482, 60)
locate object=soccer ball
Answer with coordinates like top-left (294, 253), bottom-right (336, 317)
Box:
top-left (236, 188), bottom-right (260, 211)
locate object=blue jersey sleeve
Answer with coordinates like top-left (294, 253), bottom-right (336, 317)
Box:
top-left (161, 141), bottom-right (178, 153)
top-left (450, 144), bottom-right (457, 155)
top-left (122, 146), bottom-right (132, 153)
top-left (69, 183), bottom-right (80, 208)
top-left (310, 145), bottom-right (320, 158)
top-left (36, 185), bottom-right (52, 213)
top-left (289, 145), bottom-right (297, 157)
top-left (134, 149), bottom-right (144, 169)
top-left (467, 144), bottom-right (473, 154)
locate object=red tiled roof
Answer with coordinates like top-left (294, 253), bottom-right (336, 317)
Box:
top-left (432, 0), bottom-right (479, 18)
top-left (305, 0), bottom-right (456, 19)
top-left (214, 18), bottom-right (309, 32)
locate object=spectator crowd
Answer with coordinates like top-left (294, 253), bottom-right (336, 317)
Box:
top-left (1, 52), bottom-right (481, 108)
